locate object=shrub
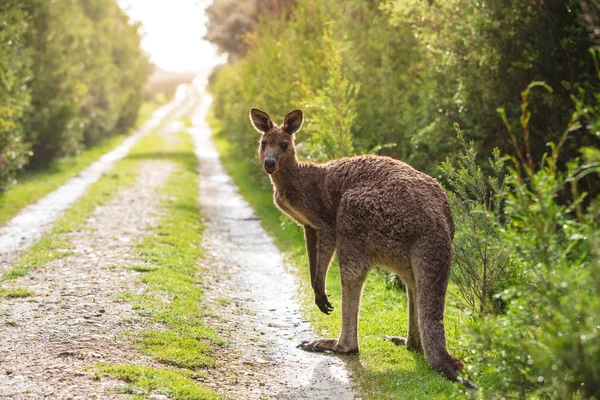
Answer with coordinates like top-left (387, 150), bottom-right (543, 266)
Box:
top-left (0, 0), bottom-right (149, 170)
top-left (465, 82), bottom-right (600, 399)
top-left (208, 0), bottom-right (600, 196)
top-left (439, 125), bottom-right (512, 317)
top-left (0, 2), bottom-right (33, 190)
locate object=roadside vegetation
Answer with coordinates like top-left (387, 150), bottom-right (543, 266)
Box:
top-left (0, 0), bottom-right (148, 191)
top-left (207, 1), bottom-right (600, 398)
top-left (0, 101), bottom-right (159, 226)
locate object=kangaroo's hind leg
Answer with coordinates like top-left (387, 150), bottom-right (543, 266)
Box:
top-left (411, 241), bottom-right (463, 381)
top-left (298, 242), bottom-right (369, 354)
top-left (384, 286), bottom-right (422, 351)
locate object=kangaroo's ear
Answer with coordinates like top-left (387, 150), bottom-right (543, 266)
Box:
top-left (283, 109), bottom-right (303, 135)
top-left (249, 108), bottom-right (274, 134)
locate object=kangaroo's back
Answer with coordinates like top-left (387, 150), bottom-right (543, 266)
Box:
top-left (323, 155), bottom-right (454, 237)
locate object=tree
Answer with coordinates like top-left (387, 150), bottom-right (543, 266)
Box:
top-left (0, 1), bottom-right (33, 189)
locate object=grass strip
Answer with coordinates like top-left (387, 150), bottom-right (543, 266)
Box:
top-left (0, 101), bottom-right (160, 226)
top-left (0, 287), bottom-right (34, 298)
top-left (95, 364), bottom-right (218, 400)
top-left (1, 104), bottom-right (176, 281)
top-left (99, 130), bottom-right (221, 398)
top-left (210, 117), bottom-right (470, 399)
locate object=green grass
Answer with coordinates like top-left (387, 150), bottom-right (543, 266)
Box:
top-left (1, 115), bottom-right (179, 281)
top-left (0, 101), bottom-right (160, 227)
top-left (211, 119), bottom-right (472, 399)
top-left (0, 287), bottom-right (35, 298)
top-left (182, 116), bottom-right (193, 128)
top-left (95, 364), bottom-right (218, 400)
top-left (101, 130), bottom-right (221, 398)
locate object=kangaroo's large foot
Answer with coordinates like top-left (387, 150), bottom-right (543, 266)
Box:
top-left (297, 338), bottom-right (358, 354)
top-left (384, 336), bottom-right (422, 351)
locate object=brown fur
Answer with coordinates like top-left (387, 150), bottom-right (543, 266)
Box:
top-left (250, 108), bottom-right (463, 381)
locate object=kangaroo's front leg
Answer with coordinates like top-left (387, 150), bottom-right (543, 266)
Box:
top-left (312, 227), bottom-right (336, 314)
top-left (299, 245), bottom-right (368, 353)
top-left (304, 226), bottom-right (332, 314)
top-left (304, 225), bottom-right (319, 289)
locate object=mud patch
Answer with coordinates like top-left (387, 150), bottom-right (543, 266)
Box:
top-left (191, 98), bottom-right (357, 400)
top-left (0, 161), bottom-right (174, 399)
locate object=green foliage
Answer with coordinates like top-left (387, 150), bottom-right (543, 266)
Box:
top-left (384, 0), bottom-right (599, 173)
top-left (465, 82), bottom-right (600, 399)
top-left (0, 2), bottom-right (33, 191)
top-left (0, 0), bottom-right (148, 189)
top-left (439, 124), bottom-right (512, 317)
top-left (208, 0), bottom-right (599, 187)
top-left (469, 168), bottom-right (600, 399)
top-left (300, 23), bottom-right (360, 160)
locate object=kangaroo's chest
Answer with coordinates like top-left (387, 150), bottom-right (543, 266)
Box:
top-left (275, 190), bottom-right (313, 226)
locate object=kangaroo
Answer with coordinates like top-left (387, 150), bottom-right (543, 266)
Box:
top-left (249, 108), bottom-right (469, 384)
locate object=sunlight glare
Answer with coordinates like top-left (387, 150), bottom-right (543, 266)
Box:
top-left (119, 0), bottom-right (226, 73)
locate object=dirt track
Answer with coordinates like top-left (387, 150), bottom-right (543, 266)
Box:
top-left (0, 160), bottom-right (174, 398)
top-left (0, 85), bottom-right (357, 399)
top-left (192, 98), bottom-right (356, 399)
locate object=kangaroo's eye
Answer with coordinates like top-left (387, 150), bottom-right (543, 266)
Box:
top-left (260, 140), bottom-right (266, 150)
top-left (281, 142), bottom-right (289, 151)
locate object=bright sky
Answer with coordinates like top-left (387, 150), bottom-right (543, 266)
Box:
top-left (118, 0), bottom-right (226, 73)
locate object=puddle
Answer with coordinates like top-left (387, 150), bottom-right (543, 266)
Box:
top-left (191, 87), bottom-right (356, 399)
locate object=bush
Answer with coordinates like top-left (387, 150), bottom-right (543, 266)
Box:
top-left (0, 0), bottom-right (148, 179)
top-left (464, 82), bottom-right (600, 399)
top-left (208, 0), bottom-right (600, 193)
top-left (469, 161), bottom-right (600, 399)
top-left (0, 2), bottom-right (33, 190)
top-left (24, 0), bottom-right (148, 165)
top-left (439, 125), bottom-right (512, 317)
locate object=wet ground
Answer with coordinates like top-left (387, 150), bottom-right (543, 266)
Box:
top-left (191, 97), bottom-right (356, 399)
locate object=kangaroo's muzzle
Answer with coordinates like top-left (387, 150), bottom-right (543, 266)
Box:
top-left (264, 158), bottom-right (276, 174)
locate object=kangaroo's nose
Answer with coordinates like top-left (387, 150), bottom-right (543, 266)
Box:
top-left (264, 158), bottom-right (276, 174)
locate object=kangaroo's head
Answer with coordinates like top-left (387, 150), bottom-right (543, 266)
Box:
top-left (249, 108), bottom-right (303, 175)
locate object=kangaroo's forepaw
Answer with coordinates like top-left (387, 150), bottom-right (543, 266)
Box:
top-left (314, 293), bottom-right (334, 315)
top-left (297, 338), bottom-right (357, 354)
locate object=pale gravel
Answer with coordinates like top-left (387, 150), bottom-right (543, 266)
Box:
top-left (0, 161), bottom-right (174, 399)
top-left (190, 96), bottom-right (357, 400)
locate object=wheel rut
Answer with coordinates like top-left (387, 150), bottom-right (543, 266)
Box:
top-left (0, 160), bottom-right (175, 399)
top-left (191, 96), bottom-right (357, 400)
